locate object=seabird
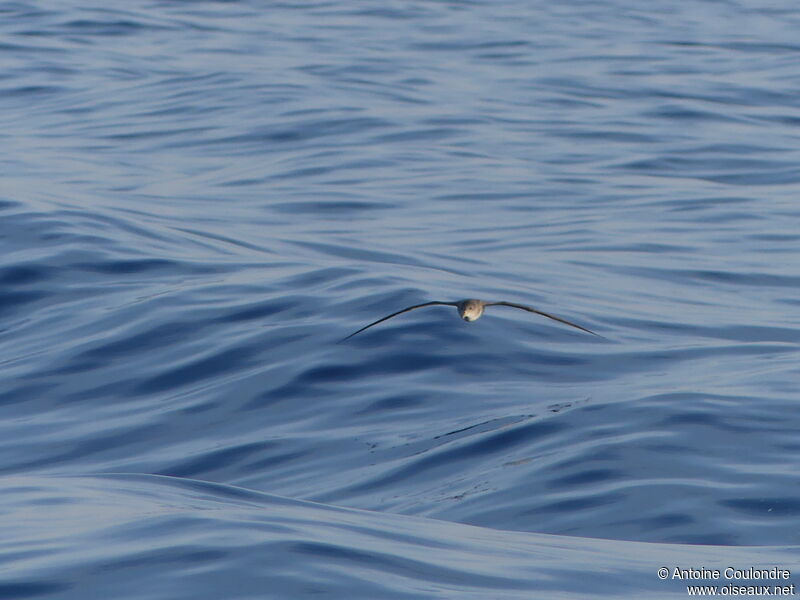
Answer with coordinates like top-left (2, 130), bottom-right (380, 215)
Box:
top-left (340, 298), bottom-right (599, 342)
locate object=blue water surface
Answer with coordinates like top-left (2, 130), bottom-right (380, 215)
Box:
top-left (2, 1), bottom-right (800, 598)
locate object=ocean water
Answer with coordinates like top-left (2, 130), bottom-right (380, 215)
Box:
top-left (2, 1), bottom-right (800, 598)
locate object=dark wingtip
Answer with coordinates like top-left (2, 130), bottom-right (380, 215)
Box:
top-left (338, 329), bottom-right (361, 343)
top-left (564, 322), bottom-right (606, 339)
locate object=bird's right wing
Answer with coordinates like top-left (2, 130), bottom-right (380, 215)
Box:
top-left (339, 301), bottom-right (456, 342)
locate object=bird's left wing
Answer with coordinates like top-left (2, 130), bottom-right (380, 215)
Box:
top-left (485, 301), bottom-right (601, 337)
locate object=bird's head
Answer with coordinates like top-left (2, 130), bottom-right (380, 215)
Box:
top-left (457, 299), bottom-right (485, 322)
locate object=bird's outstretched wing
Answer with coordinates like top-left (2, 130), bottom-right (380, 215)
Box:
top-left (340, 301), bottom-right (457, 342)
top-left (485, 301), bottom-right (601, 337)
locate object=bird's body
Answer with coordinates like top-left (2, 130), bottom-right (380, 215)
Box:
top-left (457, 299), bottom-right (484, 321)
top-left (340, 298), bottom-right (599, 342)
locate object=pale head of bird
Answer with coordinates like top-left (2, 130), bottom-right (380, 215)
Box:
top-left (457, 299), bottom-right (485, 322)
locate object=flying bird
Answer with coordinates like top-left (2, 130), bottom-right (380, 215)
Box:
top-left (340, 298), bottom-right (600, 342)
